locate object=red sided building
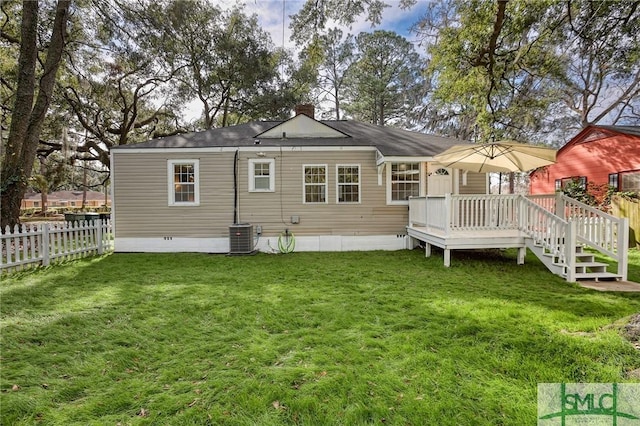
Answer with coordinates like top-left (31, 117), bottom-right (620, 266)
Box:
top-left (529, 125), bottom-right (640, 194)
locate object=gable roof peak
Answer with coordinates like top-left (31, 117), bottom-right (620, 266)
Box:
top-left (255, 113), bottom-right (350, 139)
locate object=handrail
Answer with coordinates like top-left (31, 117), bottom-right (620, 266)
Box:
top-left (519, 196), bottom-right (572, 275)
top-left (559, 194), bottom-right (628, 280)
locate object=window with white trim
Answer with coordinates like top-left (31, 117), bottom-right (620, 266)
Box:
top-left (390, 162), bottom-right (420, 202)
top-left (337, 165), bottom-right (360, 203)
top-left (249, 159), bottom-right (275, 192)
top-left (168, 160), bottom-right (199, 206)
top-left (303, 165), bottom-right (327, 203)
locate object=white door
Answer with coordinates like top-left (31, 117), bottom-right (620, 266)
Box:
top-left (428, 166), bottom-right (453, 195)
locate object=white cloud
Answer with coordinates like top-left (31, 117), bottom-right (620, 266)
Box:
top-left (233, 0), bottom-right (424, 49)
top-left (184, 0), bottom-right (426, 121)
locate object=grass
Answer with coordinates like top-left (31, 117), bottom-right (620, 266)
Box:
top-left (1, 248), bottom-right (639, 425)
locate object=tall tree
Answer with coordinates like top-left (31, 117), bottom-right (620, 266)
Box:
top-left (343, 30), bottom-right (424, 126)
top-left (292, 0), bottom-right (639, 143)
top-left (1, 0), bottom-right (71, 230)
top-left (552, 0), bottom-right (640, 129)
top-left (418, 0), bottom-right (564, 141)
top-left (60, 0), bottom-right (182, 168)
top-left (290, 0), bottom-right (412, 45)
top-left (151, 1), bottom-right (297, 128)
top-left (311, 28), bottom-right (355, 120)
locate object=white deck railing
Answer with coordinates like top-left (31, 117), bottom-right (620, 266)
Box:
top-left (526, 194), bottom-right (557, 213)
top-left (519, 196), bottom-right (576, 281)
top-left (408, 193), bottom-right (628, 280)
top-left (452, 194), bottom-right (520, 230)
top-left (558, 194), bottom-right (628, 278)
top-left (1, 220), bottom-right (113, 273)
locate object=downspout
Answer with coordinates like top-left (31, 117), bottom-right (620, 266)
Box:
top-left (233, 149), bottom-right (239, 224)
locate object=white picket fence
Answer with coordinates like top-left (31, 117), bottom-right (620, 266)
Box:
top-left (1, 220), bottom-right (113, 273)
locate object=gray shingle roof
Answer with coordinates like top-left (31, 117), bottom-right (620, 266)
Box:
top-left (598, 125), bottom-right (640, 137)
top-left (112, 120), bottom-right (470, 157)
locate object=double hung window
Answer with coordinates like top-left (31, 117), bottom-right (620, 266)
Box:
top-left (168, 160), bottom-right (199, 206)
top-left (249, 159), bottom-right (275, 192)
top-left (304, 165), bottom-right (327, 203)
top-left (390, 162), bottom-right (420, 202)
top-left (337, 165), bottom-right (360, 203)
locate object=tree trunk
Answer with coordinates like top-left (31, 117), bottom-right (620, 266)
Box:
top-left (334, 86), bottom-right (340, 120)
top-left (82, 164), bottom-right (87, 210)
top-left (0, 0), bottom-right (71, 231)
top-left (39, 157), bottom-right (48, 215)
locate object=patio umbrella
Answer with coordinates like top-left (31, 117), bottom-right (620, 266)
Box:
top-left (432, 140), bottom-right (557, 173)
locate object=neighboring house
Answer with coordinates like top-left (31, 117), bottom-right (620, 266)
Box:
top-left (21, 190), bottom-right (111, 210)
top-left (529, 125), bottom-right (640, 194)
top-left (110, 105), bottom-right (488, 253)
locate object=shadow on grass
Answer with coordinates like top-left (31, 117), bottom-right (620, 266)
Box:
top-left (3, 250), bottom-right (639, 327)
top-left (409, 246), bottom-right (640, 316)
top-left (3, 250), bottom-right (640, 424)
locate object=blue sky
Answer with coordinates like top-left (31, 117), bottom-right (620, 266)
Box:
top-left (187, 1), bottom-right (427, 119)
top-left (240, 0), bottom-right (425, 50)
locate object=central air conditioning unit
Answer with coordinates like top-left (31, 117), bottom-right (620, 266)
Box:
top-left (229, 223), bottom-right (254, 255)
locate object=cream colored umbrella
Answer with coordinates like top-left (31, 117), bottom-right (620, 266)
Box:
top-left (432, 141), bottom-right (557, 173)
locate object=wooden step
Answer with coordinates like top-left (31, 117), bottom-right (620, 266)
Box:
top-left (574, 272), bottom-right (623, 281)
top-left (575, 253), bottom-right (594, 261)
top-left (575, 262), bottom-right (608, 273)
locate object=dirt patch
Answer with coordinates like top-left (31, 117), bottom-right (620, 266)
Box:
top-left (623, 313), bottom-right (640, 343)
top-left (622, 314), bottom-right (640, 379)
top-left (628, 368), bottom-right (640, 379)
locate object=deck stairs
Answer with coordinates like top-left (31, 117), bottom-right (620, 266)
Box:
top-left (526, 239), bottom-right (623, 281)
top-left (522, 194), bottom-right (628, 282)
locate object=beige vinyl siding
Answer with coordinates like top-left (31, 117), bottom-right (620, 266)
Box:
top-left (458, 171), bottom-right (488, 194)
top-left (238, 150), bottom-right (407, 237)
top-left (113, 152), bottom-right (235, 237)
top-left (113, 149), bottom-right (409, 238)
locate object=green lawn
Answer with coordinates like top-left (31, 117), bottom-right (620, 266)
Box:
top-left (1, 248), bottom-right (639, 425)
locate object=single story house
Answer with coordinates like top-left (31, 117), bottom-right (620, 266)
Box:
top-left (21, 190), bottom-right (111, 210)
top-left (110, 105), bottom-right (488, 253)
top-left (529, 125), bottom-right (640, 194)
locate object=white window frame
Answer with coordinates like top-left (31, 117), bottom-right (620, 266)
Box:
top-left (303, 164), bottom-right (328, 204)
top-left (168, 159), bottom-right (200, 206)
top-left (387, 162), bottom-right (421, 205)
top-left (248, 158), bottom-right (275, 192)
top-left (336, 164), bottom-right (361, 204)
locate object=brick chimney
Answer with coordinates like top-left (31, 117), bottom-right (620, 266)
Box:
top-left (294, 104), bottom-right (315, 119)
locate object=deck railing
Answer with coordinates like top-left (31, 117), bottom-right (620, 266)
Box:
top-left (526, 194), bottom-right (557, 213)
top-left (1, 220), bottom-right (113, 273)
top-left (451, 194), bottom-right (520, 230)
top-left (410, 194), bottom-right (522, 231)
top-left (558, 194), bottom-right (628, 279)
top-left (518, 196), bottom-right (576, 281)
top-left (409, 196), bottom-right (448, 231)
top-left (409, 193), bottom-right (628, 280)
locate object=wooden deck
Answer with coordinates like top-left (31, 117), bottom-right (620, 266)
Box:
top-left (406, 194), bottom-right (629, 282)
top-left (407, 226), bottom-right (527, 267)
